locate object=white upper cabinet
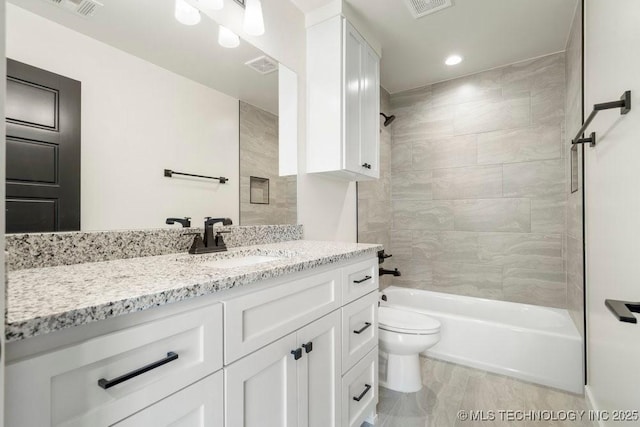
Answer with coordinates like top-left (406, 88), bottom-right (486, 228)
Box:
top-left (307, 16), bottom-right (381, 181)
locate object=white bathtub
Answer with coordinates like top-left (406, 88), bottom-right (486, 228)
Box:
top-left (380, 286), bottom-right (583, 394)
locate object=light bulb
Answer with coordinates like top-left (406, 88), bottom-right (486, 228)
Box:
top-left (243, 0), bottom-right (265, 36)
top-left (445, 54), bottom-right (463, 66)
top-left (175, 0), bottom-right (201, 25)
top-left (199, 0), bottom-right (223, 10)
top-left (218, 25), bottom-right (240, 48)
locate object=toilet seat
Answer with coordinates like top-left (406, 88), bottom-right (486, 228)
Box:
top-left (379, 306), bottom-right (441, 334)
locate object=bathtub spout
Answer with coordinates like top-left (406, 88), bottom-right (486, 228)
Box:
top-left (379, 267), bottom-right (401, 277)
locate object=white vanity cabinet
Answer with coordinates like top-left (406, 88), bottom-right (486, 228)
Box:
top-left (222, 256), bottom-right (379, 427)
top-left (307, 15), bottom-right (381, 181)
top-left (6, 255), bottom-right (379, 427)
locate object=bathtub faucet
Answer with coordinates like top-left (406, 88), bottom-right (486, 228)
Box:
top-left (379, 267), bottom-right (401, 277)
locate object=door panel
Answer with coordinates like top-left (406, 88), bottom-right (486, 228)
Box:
top-left (225, 333), bottom-right (298, 427)
top-left (6, 77), bottom-right (58, 129)
top-left (5, 59), bottom-right (80, 233)
top-left (297, 311), bottom-right (341, 427)
top-left (360, 44), bottom-right (380, 179)
top-left (6, 137), bottom-right (58, 183)
top-left (584, 0), bottom-right (640, 418)
top-left (343, 21), bottom-right (363, 173)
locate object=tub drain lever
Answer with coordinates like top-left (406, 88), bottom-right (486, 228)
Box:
top-left (605, 299), bottom-right (640, 324)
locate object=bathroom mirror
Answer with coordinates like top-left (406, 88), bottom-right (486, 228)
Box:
top-left (5, 0), bottom-right (297, 233)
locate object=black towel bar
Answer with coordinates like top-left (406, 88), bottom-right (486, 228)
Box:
top-left (571, 91), bottom-right (631, 150)
top-left (164, 169), bottom-right (228, 184)
top-left (605, 299), bottom-right (640, 324)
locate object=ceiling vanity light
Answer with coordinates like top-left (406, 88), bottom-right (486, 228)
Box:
top-left (243, 0), bottom-right (265, 36)
top-left (445, 54), bottom-right (463, 66)
top-left (218, 25), bottom-right (240, 48)
top-left (175, 0), bottom-right (201, 25)
top-left (199, 0), bottom-right (224, 10)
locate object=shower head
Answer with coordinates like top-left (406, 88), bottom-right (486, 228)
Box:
top-left (380, 112), bottom-right (396, 127)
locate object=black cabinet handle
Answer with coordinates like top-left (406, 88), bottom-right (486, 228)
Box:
top-left (98, 352), bottom-right (179, 390)
top-left (302, 341), bottom-right (313, 353)
top-left (353, 322), bottom-right (372, 335)
top-left (361, 163), bottom-right (372, 169)
top-left (353, 384), bottom-right (372, 402)
top-left (353, 275), bottom-right (372, 284)
top-left (291, 348), bottom-right (303, 360)
top-left (605, 299), bottom-right (640, 323)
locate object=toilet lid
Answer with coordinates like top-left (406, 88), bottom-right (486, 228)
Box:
top-left (379, 306), bottom-right (441, 334)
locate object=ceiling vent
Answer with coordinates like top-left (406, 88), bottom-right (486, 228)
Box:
top-left (43, 0), bottom-right (103, 17)
top-left (245, 56), bottom-right (278, 75)
top-left (404, 0), bottom-right (453, 18)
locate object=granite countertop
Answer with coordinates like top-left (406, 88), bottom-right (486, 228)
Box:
top-left (7, 240), bottom-right (382, 342)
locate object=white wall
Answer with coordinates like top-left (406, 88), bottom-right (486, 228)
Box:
top-left (584, 0), bottom-right (640, 418)
top-left (6, 4), bottom-right (240, 231)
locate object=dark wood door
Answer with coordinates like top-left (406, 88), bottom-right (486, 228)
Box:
top-left (6, 59), bottom-right (81, 233)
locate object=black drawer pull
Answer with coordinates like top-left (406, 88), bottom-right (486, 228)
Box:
top-left (353, 384), bottom-right (372, 402)
top-left (302, 341), bottom-right (313, 353)
top-left (98, 352), bottom-right (179, 390)
top-left (353, 322), bottom-right (372, 334)
top-left (361, 163), bottom-right (371, 169)
top-left (353, 275), bottom-right (372, 284)
top-left (291, 348), bottom-right (303, 360)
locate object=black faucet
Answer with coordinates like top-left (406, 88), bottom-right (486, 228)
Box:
top-left (166, 217), bottom-right (191, 228)
top-left (379, 267), bottom-right (401, 277)
top-left (188, 217), bottom-right (233, 254)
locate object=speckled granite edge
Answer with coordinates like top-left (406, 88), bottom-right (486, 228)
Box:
top-left (6, 241), bottom-right (382, 342)
top-left (6, 225), bottom-right (303, 271)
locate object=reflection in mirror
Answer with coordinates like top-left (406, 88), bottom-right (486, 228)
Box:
top-left (5, 0), bottom-right (296, 233)
top-left (240, 102), bottom-right (297, 225)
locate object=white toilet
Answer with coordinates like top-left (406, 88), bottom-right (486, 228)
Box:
top-left (378, 306), bottom-right (441, 393)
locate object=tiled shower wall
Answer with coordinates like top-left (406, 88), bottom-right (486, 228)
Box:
top-left (386, 53), bottom-right (568, 308)
top-left (239, 101), bottom-right (297, 225)
top-left (565, 3), bottom-right (585, 337)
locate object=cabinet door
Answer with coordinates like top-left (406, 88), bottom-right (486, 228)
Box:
top-left (343, 20), bottom-right (364, 174)
top-left (226, 333), bottom-right (298, 427)
top-left (296, 311), bottom-right (341, 427)
top-left (113, 371), bottom-right (223, 427)
top-left (360, 43), bottom-right (380, 179)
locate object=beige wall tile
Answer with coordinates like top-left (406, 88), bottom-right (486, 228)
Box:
top-left (454, 199), bottom-right (531, 232)
top-left (433, 165), bottom-right (502, 200)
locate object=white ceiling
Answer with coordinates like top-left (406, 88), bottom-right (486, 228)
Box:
top-left (10, 0), bottom-right (279, 113)
top-left (294, 0), bottom-right (578, 94)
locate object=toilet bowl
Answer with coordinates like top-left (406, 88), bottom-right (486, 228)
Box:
top-left (378, 306), bottom-right (441, 393)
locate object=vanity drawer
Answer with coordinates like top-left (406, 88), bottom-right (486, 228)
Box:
top-left (341, 346), bottom-right (378, 427)
top-left (7, 304), bottom-right (222, 427)
top-left (342, 291), bottom-right (378, 373)
top-left (223, 268), bottom-right (341, 363)
top-left (342, 258), bottom-right (378, 304)
top-left (113, 370), bottom-right (223, 427)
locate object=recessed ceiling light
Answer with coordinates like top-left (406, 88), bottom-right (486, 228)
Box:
top-left (445, 55), bottom-right (463, 66)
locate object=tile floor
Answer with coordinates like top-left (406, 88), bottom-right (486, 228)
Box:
top-left (374, 357), bottom-right (594, 427)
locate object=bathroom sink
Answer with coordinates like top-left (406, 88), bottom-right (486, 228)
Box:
top-left (195, 255), bottom-right (283, 269)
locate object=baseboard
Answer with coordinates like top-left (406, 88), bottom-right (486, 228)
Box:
top-left (584, 386), bottom-right (605, 427)
top-left (364, 412), bottom-right (378, 426)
